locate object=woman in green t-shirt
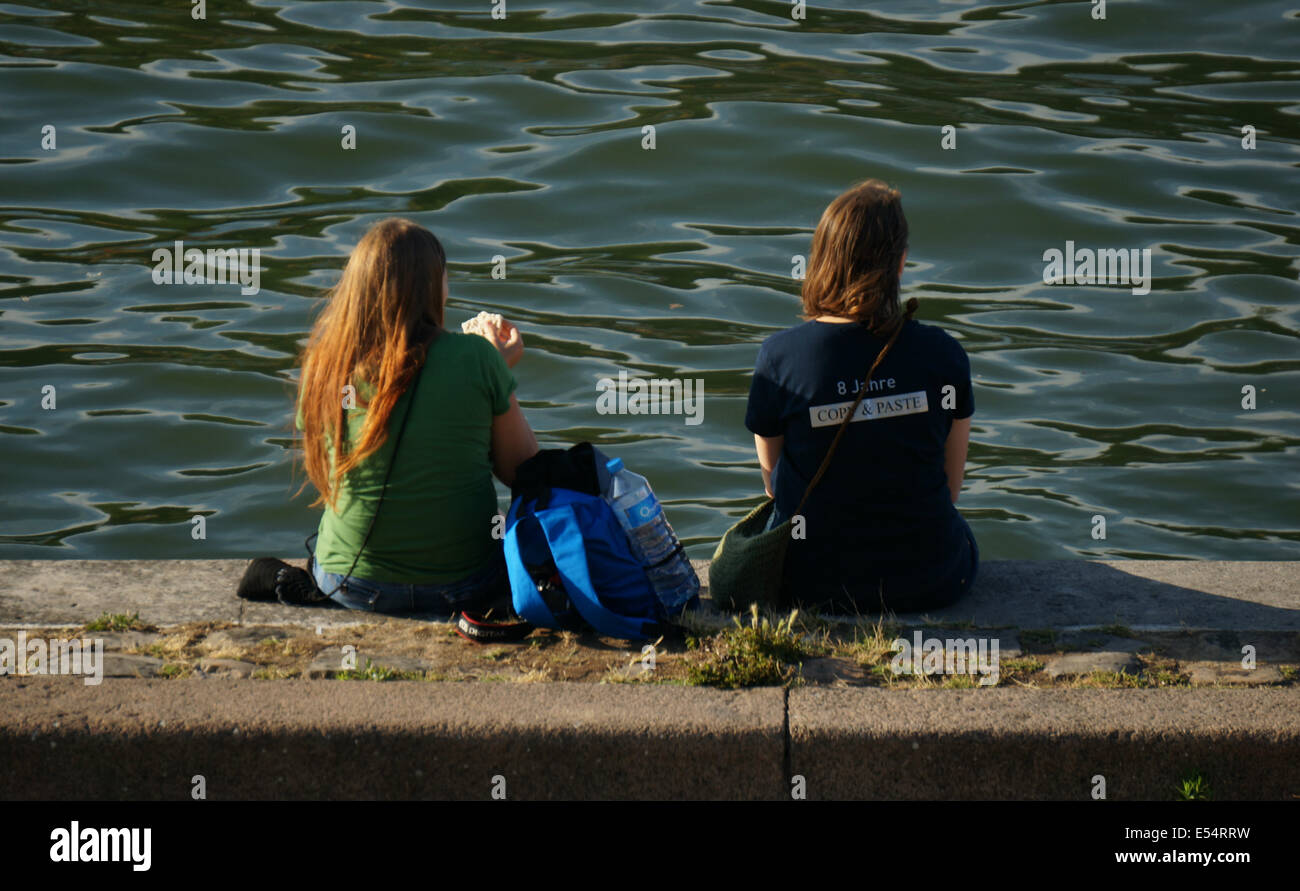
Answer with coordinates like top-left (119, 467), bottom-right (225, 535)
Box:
top-left (286, 217), bottom-right (538, 614)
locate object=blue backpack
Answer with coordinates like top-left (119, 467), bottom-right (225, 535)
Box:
top-left (503, 445), bottom-right (665, 640)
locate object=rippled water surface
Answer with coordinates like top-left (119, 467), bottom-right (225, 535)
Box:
top-left (2, 0), bottom-right (1298, 563)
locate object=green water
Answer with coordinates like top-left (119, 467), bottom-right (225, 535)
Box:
top-left (1, 0), bottom-right (1298, 564)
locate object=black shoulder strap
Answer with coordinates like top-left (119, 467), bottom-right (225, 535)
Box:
top-left (793, 297), bottom-right (918, 517)
top-left (315, 361), bottom-right (424, 596)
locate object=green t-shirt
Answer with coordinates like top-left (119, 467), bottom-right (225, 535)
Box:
top-left (297, 332), bottom-right (516, 583)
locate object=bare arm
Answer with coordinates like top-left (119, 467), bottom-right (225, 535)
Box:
top-left (490, 393), bottom-right (539, 488)
top-left (944, 416), bottom-right (971, 503)
top-left (753, 433), bottom-right (784, 499)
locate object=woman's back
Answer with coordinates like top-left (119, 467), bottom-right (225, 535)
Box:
top-left (747, 317), bottom-right (972, 574)
top-left (743, 179), bottom-right (978, 611)
top-left (306, 330), bottom-right (515, 584)
top-left (289, 217), bottom-right (536, 614)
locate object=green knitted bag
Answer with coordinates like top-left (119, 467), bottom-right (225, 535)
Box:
top-left (708, 299), bottom-right (917, 612)
top-left (708, 499), bottom-right (790, 611)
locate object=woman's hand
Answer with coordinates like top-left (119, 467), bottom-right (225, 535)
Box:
top-left (463, 312), bottom-right (524, 368)
top-left (490, 317), bottom-right (524, 369)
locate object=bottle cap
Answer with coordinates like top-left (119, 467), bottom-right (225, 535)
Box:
top-left (606, 458), bottom-right (623, 474)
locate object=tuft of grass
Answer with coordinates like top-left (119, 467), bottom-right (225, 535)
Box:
top-left (1279, 665), bottom-right (1297, 683)
top-left (158, 663), bottom-right (193, 679)
top-left (601, 670), bottom-right (643, 685)
top-left (841, 619), bottom-right (903, 670)
top-left (1077, 669), bottom-right (1144, 689)
top-left (130, 628), bottom-right (205, 661)
top-left (867, 663), bottom-right (895, 680)
top-left (1176, 771), bottom-right (1212, 801)
top-left (482, 647), bottom-right (509, 662)
top-left (335, 658), bottom-right (429, 681)
top-left (1148, 668), bottom-right (1191, 687)
top-left (1019, 629), bottom-right (1058, 649)
top-left (1141, 657), bottom-right (1191, 687)
top-left (83, 612), bottom-right (155, 633)
top-left (601, 643), bottom-right (667, 685)
top-left (686, 605), bottom-right (809, 689)
top-left (999, 657), bottom-right (1046, 684)
top-left (1095, 623), bottom-right (1136, 639)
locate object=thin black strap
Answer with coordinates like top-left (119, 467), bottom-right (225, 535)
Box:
top-left (315, 361), bottom-right (424, 597)
top-left (793, 297), bottom-right (918, 517)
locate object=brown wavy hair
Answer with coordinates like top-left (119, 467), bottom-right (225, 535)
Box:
top-left (295, 218), bottom-right (444, 509)
top-left (801, 179), bottom-right (909, 333)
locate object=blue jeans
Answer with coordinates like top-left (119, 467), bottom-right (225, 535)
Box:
top-left (310, 550), bottom-right (511, 615)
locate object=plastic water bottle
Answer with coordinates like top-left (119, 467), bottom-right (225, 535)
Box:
top-left (604, 458), bottom-right (699, 613)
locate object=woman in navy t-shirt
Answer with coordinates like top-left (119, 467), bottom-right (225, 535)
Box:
top-left (745, 180), bottom-right (978, 612)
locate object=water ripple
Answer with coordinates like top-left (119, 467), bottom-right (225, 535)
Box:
top-left (1, 0), bottom-right (1297, 561)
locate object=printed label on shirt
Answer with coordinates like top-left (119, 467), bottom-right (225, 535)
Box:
top-left (809, 389), bottom-right (929, 428)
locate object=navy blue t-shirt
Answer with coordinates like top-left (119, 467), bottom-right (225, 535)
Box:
top-left (745, 318), bottom-right (974, 580)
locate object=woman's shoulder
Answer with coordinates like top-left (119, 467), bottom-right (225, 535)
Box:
top-left (427, 329), bottom-right (502, 368)
top-left (434, 328), bottom-right (490, 353)
top-left (903, 320), bottom-right (971, 384)
top-left (756, 315), bottom-right (970, 368)
top-left (907, 319), bottom-right (968, 356)
top-left (425, 329), bottom-right (514, 407)
top-left (757, 318), bottom-right (827, 355)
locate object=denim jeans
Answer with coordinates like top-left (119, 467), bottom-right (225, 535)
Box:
top-left (310, 550), bottom-right (511, 616)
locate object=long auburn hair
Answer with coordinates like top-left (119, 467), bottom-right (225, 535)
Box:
top-left (801, 179), bottom-right (909, 333)
top-left (295, 218), bottom-right (444, 509)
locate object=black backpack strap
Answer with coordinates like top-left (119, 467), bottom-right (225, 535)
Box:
top-left (313, 363), bottom-right (424, 599)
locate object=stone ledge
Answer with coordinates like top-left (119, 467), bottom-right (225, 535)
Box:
top-left (4, 680), bottom-right (1298, 800)
top-left (0, 679), bottom-right (784, 801)
top-left (3, 558), bottom-right (1296, 631)
top-left (788, 686), bottom-right (1300, 800)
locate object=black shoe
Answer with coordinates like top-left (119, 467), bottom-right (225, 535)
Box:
top-left (274, 564), bottom-right (331, 605)
top-left (236, 557), bottom-right (289, 601)
top-left (236, 558), bottom-right (330, 605)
